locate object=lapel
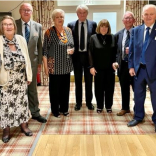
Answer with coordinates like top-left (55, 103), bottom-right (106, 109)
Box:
top-left (17, 19), bottom-right (23, 36)
top-left (86, 19), bottom-right (90, 44)
top-left (28, 20), bottom-right (34, 43)
top-left (118, 29), bottom-right (124, 52)
top-left (75, 20), bottom-right (79, 45)
top-left (146, 22), bottom-right (156, 49)
top-left (138, 25), bottom-right (144, 50)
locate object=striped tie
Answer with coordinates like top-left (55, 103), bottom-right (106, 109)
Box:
top-left (25, 23), bottom-right (30, 43)
top-left (123, 30), bottom-right (130, 61)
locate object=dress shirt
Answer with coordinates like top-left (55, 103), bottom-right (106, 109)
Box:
top-left (143, 24), bottom-right (154, 41)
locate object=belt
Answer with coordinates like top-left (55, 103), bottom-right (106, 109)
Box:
top-left (140, 63), bottom-right (146, 69)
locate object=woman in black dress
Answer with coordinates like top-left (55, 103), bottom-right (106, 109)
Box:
top-left (89, 19), bottom-right (116, 113)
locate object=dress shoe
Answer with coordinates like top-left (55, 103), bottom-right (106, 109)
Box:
top-left (74, 104), bottom-right (82, 111)
top-left (53, 113), bottom-right (61, 118)
top-left (87, 104), bottom-right (94, 110)
top-left (2, 136), bottom-right (10, 143)
top-left (21, 123), bottom-right (33, 136)
top-left (32, 115), bottom-right (47, 123)
top-left (127, 119), bottom-right (143, 127)
top-left (2, 127), bottom-right (10, 143)
top-left (21, 129), bottom-right (33, 136)
top-left (107, 109), bottom-right (112, 113)
top-left (117, 110), bottom-right (130, 116)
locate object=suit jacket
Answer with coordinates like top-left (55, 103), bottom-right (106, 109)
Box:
top-left (67, 19), bottom-right (97, 55)
top-left (15, 19), bottom-right (42, 67)
top-left (129, 22), bottom-right (156, 80)
top-left (115, 28), bottom-right (125, 76)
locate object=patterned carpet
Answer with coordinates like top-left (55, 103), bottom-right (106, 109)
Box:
top-left (0, 82), bottom-right (154, 156)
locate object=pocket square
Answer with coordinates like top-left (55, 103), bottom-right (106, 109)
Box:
top-left (33, 32), bottom-right (38, 37)
top-left (155, 36), bottom-right (156, 40)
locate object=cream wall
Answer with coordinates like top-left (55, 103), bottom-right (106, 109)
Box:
top-left (0, 1), bottom-right (31, 20)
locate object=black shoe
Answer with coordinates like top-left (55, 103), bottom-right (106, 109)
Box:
top-left (74, 104), bottom-right (82, 111)
top-left (87, 104), bottom-right (94, 110)
top-left (53, 113), bottom-right (61, 118)
top-left (127, 119), bottom-right (143, 127)
top-left (2, 136), bottom-right (10, 143)
top-left (32, 115), bottom-right (47, 123)
top-left (21, 129), bottom-right (33, 136)
top-left (2, 127), bottom-right (10, 143)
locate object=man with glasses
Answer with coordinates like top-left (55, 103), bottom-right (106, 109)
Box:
top-left (16, 3), bottom-right (47, 123)
top-left (112, 11), bottom-right (135, 116)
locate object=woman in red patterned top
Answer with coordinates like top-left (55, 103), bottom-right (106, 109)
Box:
top-left (43, 9), bottom-right (74, 118)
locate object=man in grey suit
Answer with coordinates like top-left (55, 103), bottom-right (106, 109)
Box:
top-left (16, 3), bottom-right (47, 123)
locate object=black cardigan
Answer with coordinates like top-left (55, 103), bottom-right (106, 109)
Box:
top-left (89, 34), bottom-right (117, 71)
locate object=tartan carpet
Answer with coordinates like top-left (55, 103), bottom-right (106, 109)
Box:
top-left (43, 83), bottom-right (154, 135)
top-left (0, 82), bottom-right (154, 156)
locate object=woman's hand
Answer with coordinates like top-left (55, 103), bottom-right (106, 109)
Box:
top-left (27, 81), bottom-right (31, 85)
top-left (67, 48), bottom-right (74, 55)
top-left (90, 67), bottom-right (97, 76)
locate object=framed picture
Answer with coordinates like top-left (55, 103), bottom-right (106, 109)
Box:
top-left (0, 12), bottom-right (12, 21)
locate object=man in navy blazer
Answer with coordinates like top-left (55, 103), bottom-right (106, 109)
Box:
top-left (112, 11), bottom-right (135, 116)
top-left (67, 5), bottom-right (97, 111)
top-left (128, 4), bottom-right (156, 131)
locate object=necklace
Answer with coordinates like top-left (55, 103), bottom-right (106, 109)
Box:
top-left (54, 26), bottom-right (68, 44)
top-left (101, 35), bottom-right (106, 45)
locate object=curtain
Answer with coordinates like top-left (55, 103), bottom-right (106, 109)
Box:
top-left (31, 0), bottom-right (55, 86)
top-left (126, 0), bottom-right (148, 26)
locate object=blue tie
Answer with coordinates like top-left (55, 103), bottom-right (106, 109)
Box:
top-left (25, 23), bottom-right (30, 44)
top-left (141, 27), bottom-right (150, 64)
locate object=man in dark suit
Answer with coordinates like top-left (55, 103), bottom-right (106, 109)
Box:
top-left (127, 4), bottom-right (156, 131)
top-left (67, 5), bottom-right (97, 111)
top-left (16, 3), bottom-right (47, 123)
top-left (112, 11), bottom-right (135, 116)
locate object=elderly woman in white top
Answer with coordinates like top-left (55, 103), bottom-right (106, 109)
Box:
top-left (0, 15), bottom-right (32, 143)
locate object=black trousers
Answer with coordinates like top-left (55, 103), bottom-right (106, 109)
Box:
top-left (73, 52), bottom-right (93, 105)
top-left (119, 60), bottom-right (134, 110)
top-left (49, 73), bottom-right (70, 115)
top-left (94, 69), bottom-right (115, 109)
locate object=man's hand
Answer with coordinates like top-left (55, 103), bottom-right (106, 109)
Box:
top-left (129, 68), bottom-right (136, 76)
top-left (112, 62), bottom-right (119, 70)
top-left (27, 81), bottom-right (31, 85)
top-left (90, 68), bottom-right (97, 76)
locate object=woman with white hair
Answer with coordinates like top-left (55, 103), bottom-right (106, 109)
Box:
top-left (43, 9), bottom-right (74, 118)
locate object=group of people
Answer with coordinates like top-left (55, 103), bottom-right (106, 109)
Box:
top-left (0, 2), bottom-right (156, 144)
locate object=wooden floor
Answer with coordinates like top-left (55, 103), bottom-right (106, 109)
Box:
top-left (33, 134), bottom-right (156, 156)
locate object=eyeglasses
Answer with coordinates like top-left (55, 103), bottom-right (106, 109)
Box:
top-left (20, 9), bottom-right (32, 13)
top-left (124, 17), bottom-right (134, 20)
top-left (3, 23), bottom-right (14, 27)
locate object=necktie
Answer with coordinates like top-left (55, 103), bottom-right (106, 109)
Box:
top-left (123, 30), bottom-right (130, 61)
top-left (25, 23), bottom-right (30, 43)
top-left (80, 22), bottom-right (84, 51)
top-left (141, 27), bottom-right (150, 64)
